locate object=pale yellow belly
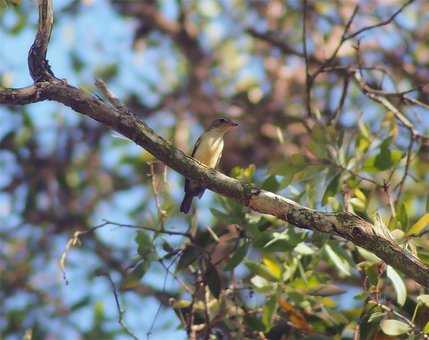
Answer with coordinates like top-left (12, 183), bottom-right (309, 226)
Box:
top-left (193, 136), bottom-right (224, 168)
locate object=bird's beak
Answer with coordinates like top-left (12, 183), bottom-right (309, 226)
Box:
top-left (229, 121), bottom-right (239, 127)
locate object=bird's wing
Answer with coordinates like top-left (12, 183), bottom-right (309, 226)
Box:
top-left (215, 151), bottom-right (222, 169)
top-left (190, 135), bottom-right (202, 157)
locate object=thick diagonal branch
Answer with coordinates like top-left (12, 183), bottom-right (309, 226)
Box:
top-left (1, 0), bottom-right (429, 288)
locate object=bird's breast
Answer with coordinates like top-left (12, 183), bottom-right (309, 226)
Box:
top-left (193, 134), bottom-right (224, 168)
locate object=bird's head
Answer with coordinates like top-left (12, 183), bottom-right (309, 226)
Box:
top-left (208, 117), bottom-right (239, 133)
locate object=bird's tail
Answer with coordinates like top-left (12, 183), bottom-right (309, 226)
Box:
top-left (180, 193), bottom-right (194, 214)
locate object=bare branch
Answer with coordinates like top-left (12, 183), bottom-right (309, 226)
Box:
top-left (353, 72), bottom-right (428, 142)
top-left (28, 0), bottom-right (56, 82)
top-left (101, 272), bottom-right (139, 340)
top-left (302, 0), bottom-right (312, 117)
top-left (345, 0), bottom-right (416, 40)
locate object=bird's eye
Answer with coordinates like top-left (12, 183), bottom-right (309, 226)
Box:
top-left (220, 118), bottom-right (226, 122)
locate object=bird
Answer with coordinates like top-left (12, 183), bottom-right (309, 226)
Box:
top-left (180, 118), bottom-right (238, 214)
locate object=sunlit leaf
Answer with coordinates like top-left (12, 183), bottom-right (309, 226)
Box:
top-left (379, 319), bottom-right (411, 336)
top-left (293, 242), bottom-right (315, 255)
top-left (324, 244), bottom-right (351, 276)
top-left (417, 294), bottom-right (429, 308)
top-left (245, 260), bottom-right (280, 282)
top-left (368, 311), bottom-right (386, 323)
top-left (171, 299), bottom-right (192, 309)
top-left (262, 255), bottom-right (282, 280)
top-left (386, 265), bottom-right (406, 306)
top-left (406, 213), bottom-right (429, 236)
top-left (354, 188), bottom-right (366, 202)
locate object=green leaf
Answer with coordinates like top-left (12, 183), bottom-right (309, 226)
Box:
top-left (386, 265), bottom-right (406, 306)
top-left (379, 319), bottom-right (411, 336)
top-left (406, 213), bottom-right (429, 236)
top-left (322, 173), bottom-right (341, 205)
top-left (368, 311), bottom-right (386, 323)
top-left (130, 260), bottom-right (151, 279)
top-left (94, 301), bottom-right (105, 325)
top-left (204, 261), bottom-right (222, 299)
top-left (262, 296), bottom-right (277, 331)
top-left (356, 134), bottom-right (370, 153)
top-left (171, 299), bottom-right (192, 309)
top-left (225, 241), bottom-right (248, 271)
top-left (269, 154), bottom-right (307, 177)
top-left (324, 244), bottom-right (351, 276)
top-left (293, 242), bottom-right (315, 255)
top-left (245, 260), bottom-right (281, 282)
top-left (176, 246), bottom-right (198, 271)
top-left (135, 231), bottom-right (154, 257)
top-left (262, 175), bottom-right (280, 192)
top-left (161, 240), bottom-right (175, 253)
top-left (424, 321), bottom-right (429, 334)
top-left (374, 138), bottom-right (392, 170)
top-left (244, 315), bottom-right (265, 332)
top-left (262, 255), bottom-right (282, 280)
top-left (95, 63), bottom-right (119, 81)
top-left (397, 203), bottom-right (408, 230)
top-left (264, 229), bottom-right (306, 252)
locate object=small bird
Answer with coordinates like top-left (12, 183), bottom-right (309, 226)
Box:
top-left (180, 118), bottom-right (238, 213)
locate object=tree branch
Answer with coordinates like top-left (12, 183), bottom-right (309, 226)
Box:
top-left (1, 0), bottom-right (429, 289)
top-left (28, 0), bottom-right (56, 82)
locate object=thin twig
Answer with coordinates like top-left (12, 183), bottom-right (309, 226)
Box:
top-left (150, 161), bottom-right (167, 230)
top-left (312, 5), bottom-right (359, 79)
top-left (95, 79), bottom-right (128, 114)
top-left (146, 256), bottom-right (179, 339)
top-left (352, 72), bottom-right (428, 142)
top-left (302, 0), bottom-right (312, 117)
top-left (345, 0), bottom-right (416, 40)
top-left (396, 134), bottom-right (415, 200)
top-left (102, 272), bottom-right (139, 340)
top-left (102, 219), bottom-right (192, 238)
top-left (330, 76), bottom-right (350, 124)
